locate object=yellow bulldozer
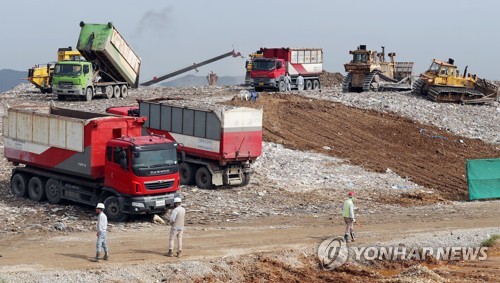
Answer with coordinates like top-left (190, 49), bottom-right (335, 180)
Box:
top-left (342, 45), bottom-right (414, 92)
top-left (244, 51), bottom-right (263, 86)
top-left (28, 47), bottom-right (82, 93)
top-left (412, 59), bottom-right (498, 104)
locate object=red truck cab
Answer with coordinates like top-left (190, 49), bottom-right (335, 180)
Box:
top-left (104, 136), bottom-right (179, 220)
top-left (251, 47), bottom-right (323, 92)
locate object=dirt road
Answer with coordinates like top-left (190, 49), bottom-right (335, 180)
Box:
top-left (1, 203), bottom-right (499, 275)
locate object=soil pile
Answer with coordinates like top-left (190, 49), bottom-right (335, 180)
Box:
top-left (319, 71), bottom-right (344, 87)
top-left (227, 93), bottom-right (500, 200)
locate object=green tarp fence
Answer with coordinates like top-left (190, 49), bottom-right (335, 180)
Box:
top-left (467, 158), bottom-right (500, 200)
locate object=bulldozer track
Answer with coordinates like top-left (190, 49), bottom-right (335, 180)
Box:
top-left (363, 70), bottom-right (399, 92)
top-left (412, 78), bottom-right (425, 96)
top-left (342, 73), bottom-right (352, 93)
top-left (362, 71), bottom-right (377, 92)
top-left (427, 86), bottom-right (491, 104)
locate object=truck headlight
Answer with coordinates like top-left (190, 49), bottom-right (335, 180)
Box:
top-left (131, 202), bottom-right (145, 208)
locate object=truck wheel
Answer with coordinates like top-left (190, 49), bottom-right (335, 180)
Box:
top-left (113, 85), bottom-right (121, 98)
top-left (104, 196), bottom-right (128, 222)
top-left (45, 178), bottom-right (62, 204)
top-left (305, 80), bottom-right (313, 91)
top-left (278, 80), bottom-right (286, 92)
top-left (28, 177), bottom-right (46, 202)
top-left (105, 86), bottom-right (113, 99)
top-left (179, 162), bottom-right (195, 185)
top-left (240, 173), bottom-right (250, 187)
top-left (120, 85), bottom-right (128, 98)
top-left (195, 167), bottom-right (214, 189)
top-left (57, 95), bottom-right (66, 101)
top-left (11, 173), bottom-right (28, 197)
top-left (313, 80), bottom-right (320, 90)
top-left (84, 87), bottom-right (93, 101)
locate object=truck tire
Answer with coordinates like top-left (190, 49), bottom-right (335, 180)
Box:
top-left (105, 86), bottom-right (113, 99)
top-left (11, 173), bottom-right (28, 197)
top-left (120, 85), bottom-right (128, 98)
top-left (28, 176), bottom-right (46, 202)
top-left (84, 87), bottom-right (93, 101)
top-left (240, 173), bottom-right (250, 187)
top-left (113, 85), bottom-right (121, 98)
top-left (195, 167), bottom-right (214, 189)
top-left (179, 162), bottom-right (195, 185)
top-left (104, 196), bottom-right (128, 222)
top-left (305, 80), bottom-right (313, 91)
top-left (57, 95), bottom-right (66, 101)
top-left (45, 178), bottom-right (62, 204)
top-left (313, 80), bottom-right (320, 90)
top-left (278, 80), bottom-right (286, 92)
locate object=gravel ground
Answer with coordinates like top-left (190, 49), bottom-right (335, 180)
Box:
top-left (0, 83), bottom-right (498, 282)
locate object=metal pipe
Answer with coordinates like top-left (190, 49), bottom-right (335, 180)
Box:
top-left (141, 50), bottom-right (237, 86)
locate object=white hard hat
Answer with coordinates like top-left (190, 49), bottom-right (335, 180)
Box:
top-left (174, 197), bottom-right (182, 203)
top-left (96, 203), bottom-right (105, 209)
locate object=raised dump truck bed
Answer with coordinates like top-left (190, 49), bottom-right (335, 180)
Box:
top-left (77, 22), bottom-right (141, 88)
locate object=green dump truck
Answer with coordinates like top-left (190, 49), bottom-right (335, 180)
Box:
top-left (52, 22), bottom-right (141, 101)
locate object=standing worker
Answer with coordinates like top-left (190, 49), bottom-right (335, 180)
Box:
top-left (297, 75), bottom-right (304, 92)
top-left (342, 192), bottom-right (356, 242)
top-left (284, 73), bottom-right (292, 92)
top-left (95, 203), bottom-right (109, 261)
top-left (166, 197), bottom-right (186, 257)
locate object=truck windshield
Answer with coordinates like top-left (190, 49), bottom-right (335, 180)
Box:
top-left (54, 64), bottom-right (82, 76)
top-left (252, 60), bottom-right (275, 71)
top-left (132, 148), bottom-right (177, 169)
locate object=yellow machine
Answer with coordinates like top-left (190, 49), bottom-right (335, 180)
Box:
top-left (244, 51), bottom-right (263, 86)
top-left (412, 59), bottom-right (498, 103)
top-left (28, 47), bottom-right (82, 93)
top-left (342, 45), bottom-right (414, 92)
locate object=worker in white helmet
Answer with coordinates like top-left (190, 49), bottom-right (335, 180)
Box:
top-left (296, 75), bottom-right (304, 92)
top-left (342, 192), bottom-right (356, 242)
top-left (166, 197), bottom-right (186, 257)
top-left (95, 203), bottom-right (109, 261)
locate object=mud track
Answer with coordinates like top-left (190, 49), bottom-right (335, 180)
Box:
top-left (227, 93), bottom-right (500, 201)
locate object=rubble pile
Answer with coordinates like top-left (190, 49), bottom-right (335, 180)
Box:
top-left (319, 71), bottom-right (344, 87)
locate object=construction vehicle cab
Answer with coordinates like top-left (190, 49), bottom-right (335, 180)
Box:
top-left (413, 58), bottom-right (498, 103)
top-left (27, 47), bottom-right (83, 94)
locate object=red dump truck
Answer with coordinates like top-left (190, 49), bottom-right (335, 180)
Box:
top-left (3, 104), bottom-right (180, 221)
top-left (251, 47), bottom-right (323, 92)
top-left (107, 98), bottom-right (263, 189)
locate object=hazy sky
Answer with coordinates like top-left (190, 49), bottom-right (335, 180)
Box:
top-left (1, 0), bottom-right (499, 82)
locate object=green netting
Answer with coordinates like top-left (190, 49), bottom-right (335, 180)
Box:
top-left (467, 158), bottom-right (500, 200)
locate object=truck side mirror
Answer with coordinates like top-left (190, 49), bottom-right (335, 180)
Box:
top-left (119, 150), bottom-right (128, 169)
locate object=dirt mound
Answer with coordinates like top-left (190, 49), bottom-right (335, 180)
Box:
top-left (226, 94), bottom-right (500, 201)
top-left (319, 71), bottom-right (344, 87)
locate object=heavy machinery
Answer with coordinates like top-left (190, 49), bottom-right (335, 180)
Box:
top-left (244, 51), bottom-right (263, 86)
top-left (141, 50), bottom-right (241, 86)
top-left (27, 47), bottom-right (82, 94)
top-left (52, 22), bottom-right (141, 101)
top-left (3, 104), bottom-right (180, 221)
top-left (412, 58), bottom-right (499, 104)
top-left (106, 98), bottom-right (263, 189)
top-left (342, 45), bottom-right (414, 92)
top-left (251, 47), bottom-right (323, 92)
